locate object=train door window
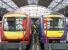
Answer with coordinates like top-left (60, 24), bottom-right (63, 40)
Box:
top-left (58, 18), bottom-right (64, 30)
top-left (16, 17), bottom-right (23, 31)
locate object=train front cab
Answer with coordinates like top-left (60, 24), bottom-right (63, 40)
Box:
top-left (44, 14), bottom-right (66, 43)
top-left (0, 12), bottom-right (31, 49)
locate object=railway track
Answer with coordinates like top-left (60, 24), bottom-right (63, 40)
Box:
top-left (29, 29), bottom-right (42, 50)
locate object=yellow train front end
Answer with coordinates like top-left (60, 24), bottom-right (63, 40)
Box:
top-left (44, 14), bottom-right (64, 40)
top-left (2, 12), bottom-right (27, 41)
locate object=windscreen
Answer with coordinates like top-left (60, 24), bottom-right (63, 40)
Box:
top-left (4, 17), bottom-right (26, 31)
top-left (44, 18), bottom-right (64, 30)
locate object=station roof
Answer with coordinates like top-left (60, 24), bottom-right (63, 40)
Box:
top-left (0, 0), bottom-right (68, 17)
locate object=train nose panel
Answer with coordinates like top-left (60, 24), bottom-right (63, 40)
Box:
top-left (4, 31), bottom-right (26, 40)
top-left (44, 30), bottom-right (64, 38)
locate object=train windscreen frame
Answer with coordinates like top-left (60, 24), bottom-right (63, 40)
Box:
top-left (3, 17), bottom-right (26, 31)
top-left (44, 18), bottom-right (64, 30)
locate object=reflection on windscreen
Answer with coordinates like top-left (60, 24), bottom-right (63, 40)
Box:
top-left (4, 17), bottom-right (24, 31)
top-left (44, 18), bottom-right (64, 30)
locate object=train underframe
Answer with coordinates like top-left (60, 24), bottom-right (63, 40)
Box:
top-left (0, 42), bottom-right (30, 50)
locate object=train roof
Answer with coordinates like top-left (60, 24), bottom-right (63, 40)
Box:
top-left (45, 14), bottom-right (64, 18)
top-left (3, 12), bottom-right (27, 17)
